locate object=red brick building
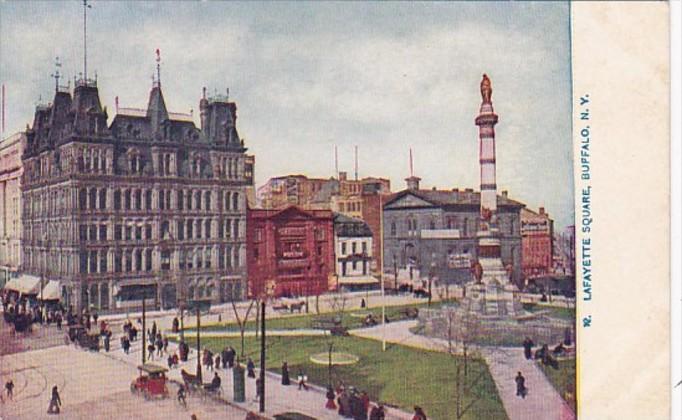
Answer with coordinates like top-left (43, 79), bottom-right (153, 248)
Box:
top-left (520, 207), bottom-right (554, 280)
top-left (246, 206), bottom-right (335, 298)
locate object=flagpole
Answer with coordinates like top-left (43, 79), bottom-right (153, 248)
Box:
top-left (380, 194), bottom-right (386, 352)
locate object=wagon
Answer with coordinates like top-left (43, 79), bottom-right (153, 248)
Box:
top-left (131, 364), bottom-right (169, 400)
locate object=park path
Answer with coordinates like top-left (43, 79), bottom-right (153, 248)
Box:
top-left (166, 329), bottom-right (327, 338)
top-left (98, 333), bottom-right (412, 420)
top-left (352, 321), bottom-right (575, 420)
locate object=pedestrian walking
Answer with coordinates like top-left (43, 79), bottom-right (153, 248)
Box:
top-left (281, 361), bottom-right (290, 385)
top-left (247, 358), bottom-right (256, 378)
top-left (215, 355), bottom-right (221, 370)
top-left (412, 405), bottom-right (427, 420)
top-left (103, 331), bottom-right (111, 352)
top-left (121, 336), bottom-right (130, 354)
top-left (515, 371), bottom-right (527, 398)
top-left (523, 337), bottom-right (534, 360)
top-left (163, 336), bottom-right (169, 353)
top-left (148, 343), bottom-right (156, 360)
top-left (156, 334), bottom-right (164, 357)
top-left (254, 377), bottom-right (262, 402)
top-left (297, 371), bottom-right (308, 391)
top-left (47, 385), bottom-right (62, 414)
top-left (369, 403), bottom-right (386, 420)
top-left (221, 347), bottom-right (229, 369)
top-left (5, 379), bottom-right (14, 400)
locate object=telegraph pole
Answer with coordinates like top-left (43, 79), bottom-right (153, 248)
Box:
top-left (196, 305), bottom-right (202, 381)
top-left (259, 300), bottom-right (266, 413)
top-left (141, 297), bottom-right (146, 364)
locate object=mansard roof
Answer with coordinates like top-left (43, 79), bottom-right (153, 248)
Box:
top-left (333, 213), bottom-right (373, 237)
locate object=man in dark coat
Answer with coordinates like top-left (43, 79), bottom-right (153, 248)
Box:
top-left (227, 347), bottom-right (236, 368)
top-left (247, 358), bottom-right (256, 378)
top-left (523, 337), bottom-right (534, 360)
top-left (515, 371), bottom-right (527, 398)
top-left (369, 404), bottom-right (386, 420)
top-left (47, 385), bottom-right (62, 414)
top-left (221, 348), bottom-right (229, 369)
top-left (281, 362), bottom-right (290, 385)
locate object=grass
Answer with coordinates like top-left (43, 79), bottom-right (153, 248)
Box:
top-left (183, 301), bottom-right (453, 333)
top-left (522, 303), bottom-right (575, 321)
top-left (538, 358), bottom-right (576, 413)
top-left (179, 334), bottom-right (507, 420)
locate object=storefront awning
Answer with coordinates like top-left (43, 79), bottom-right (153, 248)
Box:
top-left (3, 274), bottom-right (42, 295)
top-left (338, 276), bottom-right (379, 285)
top-left (40, 280), bottom-right (61, 301)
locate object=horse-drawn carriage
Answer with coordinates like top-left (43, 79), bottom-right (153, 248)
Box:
top-left (181, 368), bottom-right (202, 392)
top-left (272, 299), bottom-right (306, 314)
top-left (131, 364), bottom-right (169, 400)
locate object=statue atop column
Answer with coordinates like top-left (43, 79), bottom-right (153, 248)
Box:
top-left (480, 74), bottom-right (492, 104)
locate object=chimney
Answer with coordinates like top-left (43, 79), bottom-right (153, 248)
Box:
top-left (502, 190), bottom-right (508, 198)
top-left (339, 171), bottom-right (347, 181)
top-left (465, 188), bottom-right (473, 193)
top-left (539, 207), bottom-right (545, 215)
top-left (431, 186), bottom-right (437, 191)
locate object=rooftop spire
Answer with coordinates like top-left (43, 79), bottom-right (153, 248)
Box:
top-left (155, 48), bottom-right (161, 87)
top-left (82, 0), bottom-right (91, 81)
top-left (51, 56), bottom-right (62, 92)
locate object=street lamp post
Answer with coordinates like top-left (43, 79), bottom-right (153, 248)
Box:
top-left (196, 305), bottom-right (202, 382)
top-left (142, 296), bottom-right (146, 364)
top-left (259, 299), bottom-right (266, 413)
top-left (393, 255), bottom-right (398, 291)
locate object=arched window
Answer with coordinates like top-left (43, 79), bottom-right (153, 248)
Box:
top-left (195, 191), bottom-right (201, 210)
top-left (232, 192), bottom-right (239, 211)
top-left (204, 191), bottom-right (211, 210)
top-left (390, 222), bottom-right (396, 236)
top-left (99, 189), bottom-right (107, 209)
top-left (79, 188), bottom-right (87, 210)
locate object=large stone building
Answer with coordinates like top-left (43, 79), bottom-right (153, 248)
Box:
top-left (383, 178), bottom-right (524, 288)
top-left (246, 206), bottom-right (334, 298)
top-left (0, 132), bottom-right (25, 288)
top-left (21, 74), bottom-right (253, 312)
top-left (520, 207), bottom-right (554, 280)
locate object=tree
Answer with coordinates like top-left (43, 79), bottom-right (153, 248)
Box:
top-left (231, 297), bottom-right (256, 359)
top-left (435, 301), bottom-right (487, 419)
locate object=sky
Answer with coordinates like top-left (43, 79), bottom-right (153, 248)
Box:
top-left (0, 1), bottom-right (574, 229)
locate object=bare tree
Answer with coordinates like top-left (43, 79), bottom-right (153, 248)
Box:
top-left (437, 301), bottom-right (486, 419)
top-left (231, 298), bottom-right (256, 359)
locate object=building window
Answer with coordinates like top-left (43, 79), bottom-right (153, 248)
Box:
top-left (362, 241), bottom-right (367, 254)
top-left (80, 251), bottom-right (88, 273)
top-left (161, 250), bottom-right (171, 271)
top-left (187, 219), bottom-right (193, 239)
top-left (135, 190), bottom-right (142, 210)
top-left (225, 246), bottom-right (232, 269)
top-left (390, 222), bottom-right (396, 236)
top-left (225, 219), bottom-right (231, 238)
top-left (79, 225), bottom-right (87, 241)
top-left (99, 224), bottom-right (107, 241)
top-left (205, 248), bottom-right (212, 268)
top-left (114, 190), bottom-right (121, 210)
top-left (89, 250), bottom-right (97, 273)
top-left (232, 192), bottom-right (239, 211)
top-left (135, 226), bottom-right (142, 240)
top-left (177, 191), bottom-right (184, 211)
top-left (205, 220), bottom-right (211, 238)
top-left (177, 221), bottom-right (185, 240)
top-left (161, 221), bottom-right (170, 240)
top-left (135, 249), bottom-right (142, 271)
top-left (218, 191), bottom-right (223, 211)
top-left (125, 226), bottom-right (132, 241)
top-left (114, 252), bottom-right (122, 272)
top-left (351, 242), bottom-right (357, 254)
top-left (145, 224), bottom-right (152, 240)
top-left (205, 191), bottom-right (211, 210)
top-left (187, 191), bottom-right (192, 210)
top-left (99, 189), bottom-right (107, 209)
top-left (79, 189), bottom-right (87, 210)
top-left (195, 191), bottom-right (201, 210)
top-left (125, 250), bottom-right (133, 272)
top-left (114, 225), bottom-right (122, 240)
top-left (100, 252), bottom-right (107, 272)
top-left (124, 190), bottom-right (131, 210)
top-left (89, 225), bottom-right (96, 241)
top-left (179, 249), bottom-right (186, 270)
top-left (159, 191), bottom-right (165, 210)
top-left (218, 221), bottom-right (224, 239)
top-left (341, 243), bottom-right (347, 255)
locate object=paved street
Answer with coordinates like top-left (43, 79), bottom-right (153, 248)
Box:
top-left (0, 344), bottom-right (245, 420)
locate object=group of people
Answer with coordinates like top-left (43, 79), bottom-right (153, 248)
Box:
top-left (523, 330), bottom-right (573, 370)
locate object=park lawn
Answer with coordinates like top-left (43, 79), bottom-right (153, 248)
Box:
top-left (183, 301), bottom-right (452, 333)
top-left (522, 303), bottom-right (575, 321)
top-left (538, 358), bottom-right (576, 413)
top-left (182, 334), bottom-right (506, 420)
